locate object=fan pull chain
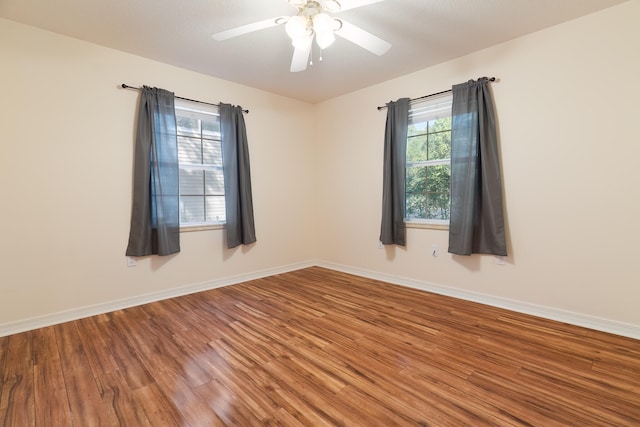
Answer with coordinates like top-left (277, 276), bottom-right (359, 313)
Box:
top-left (309, 45), bottom-right (325, 67)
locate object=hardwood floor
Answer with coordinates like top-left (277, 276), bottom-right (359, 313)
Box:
top-left (1, 266), bottom-right (639, 426)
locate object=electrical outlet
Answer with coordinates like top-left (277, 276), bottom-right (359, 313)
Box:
top-left (126, 256), bottom-right (137, 267)
top-left (495, 256), bottom-right (506, 266)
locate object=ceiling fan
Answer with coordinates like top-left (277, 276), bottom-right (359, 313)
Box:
top-left (212, 0), bottom-right (391, 72)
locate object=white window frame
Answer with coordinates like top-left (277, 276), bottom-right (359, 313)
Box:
top-left (175, 99), bottom-right (225, 230)
top-left (405, 93), bottom-right (452, 228)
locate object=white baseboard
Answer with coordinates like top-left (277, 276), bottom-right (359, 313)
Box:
top-left (2, 259), bottom-right (639, 341)
top-left (0, 261), bottom-right (315, 337)
top-left (316, 261), bottom-right (640, 341)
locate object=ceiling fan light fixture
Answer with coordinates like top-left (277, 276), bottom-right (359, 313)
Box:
top-left (312, 13), bottom-right (333, 34)
top-left (285, 15), bottom-right (309, 40)
top-left (315, 30), bottom-right (335, 49)
top-left (214, 0), bottom-right (391, 73)
top-left (313, 13), bottom-right (336, 49)
top-left (291, 33), bottom-right (313, 49)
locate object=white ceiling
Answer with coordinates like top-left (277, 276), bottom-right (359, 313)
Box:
top-left (0, 0), bottom-right (627, 103)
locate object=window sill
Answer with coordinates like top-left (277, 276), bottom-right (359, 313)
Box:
top-left (405, 221), bottom-right (449, 231)
top-left (180, 223), bottom-right (225, 233)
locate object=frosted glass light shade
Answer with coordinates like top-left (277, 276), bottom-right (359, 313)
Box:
top-left (313, 13), bottom-right (333, 34)
top-left (315, 31), bottom-right (335, 49)
top-left (286, 15), bottom-right (308, 40)
top-left (313, 13), bottom-right (336, 49)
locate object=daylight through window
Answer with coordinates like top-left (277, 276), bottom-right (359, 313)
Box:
top-left (405, 94), bottom-right (452, 224)
top-left (175, 99), bottom-right (225, 226)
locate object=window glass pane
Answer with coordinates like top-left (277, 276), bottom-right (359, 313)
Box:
top-left (405, 194), bottom-right (426, 219)
top-left (429, 117), bottom-right (451, 132)
top-left (177, 116), bottom-right (200, 138)
top-left (426, 165), bottom-right (450, 193)
top-left (179, 169), bottom-right (204, 195)
top-left (203, 140), bottom-right (223, 166)
top-left (425, 193), bottom-right (450, 220)
top-left (406, 166), bottom-right (426, 192)
top-left (203, 119), bottom-right (221, 140)
top-left (405, 94), bottom-right (452, 222)
top-left (178, 136), bottom-right (202, 164)
top-left (407, 135), bottom-right (427, 162)
top-left (176, 101), bottom-right (224, 226)
top-left (180, 196), bottom-right (205, 223)
top-left (205, 170), bottom-right (224, 194)
top-left (425, 164), bottom-right (450, 220)
top-left (406, 165), bottom-right (427, 220)
top-left (428, 131), bottom-right (451, 161)
top-left (408, 120), bottom-right (428, 137)
top-left (206, 196), bottom-right (226, 222)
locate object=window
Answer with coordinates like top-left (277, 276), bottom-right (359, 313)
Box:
top-left (405, 94), bottom-right (452, 224)
top-left (175, 99), bottom-right (225, 227)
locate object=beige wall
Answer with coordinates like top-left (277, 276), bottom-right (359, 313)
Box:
top-left (1, 1), bottom-right (639, 334)
top-left (0, 18), bottom-right (318, 326)
top-left (315, 1), bottom-right (640, 328)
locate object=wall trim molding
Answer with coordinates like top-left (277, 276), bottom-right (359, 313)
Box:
top-left (0, 261), bottom-right (315, 337)
top-left (2, 259), bottom-right (639, 340)
top-left (316, 261), bottom-right (640, 340)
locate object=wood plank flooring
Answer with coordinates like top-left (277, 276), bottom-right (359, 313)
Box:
top-left (1, 266), bottom-right (639, 426)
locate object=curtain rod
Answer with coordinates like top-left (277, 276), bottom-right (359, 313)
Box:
top-left (121, 84), bottom-right (249, 114)
top-left (376, 77), bottom-right (496, 111)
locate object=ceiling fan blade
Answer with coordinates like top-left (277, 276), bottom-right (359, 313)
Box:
top-left (290, 41), bottom-right (312, 72)
top-left (212, 18), bottom-right (282, 41)
top-left (335, 20), bottom-right (391, 56)
top-left (289, 37), bottom-right (313, 73)
top-left (337, 0), bottom-right (385, 12)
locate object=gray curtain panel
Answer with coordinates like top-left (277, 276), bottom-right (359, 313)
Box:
top-left (220, 103), bottom-right (256, 249)
top-left (126, 86), bottom-right (180, 256)
top-left (448, 78), bottom-right (507, 256)
top-left (380, 98), bottom-right (410, 246)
